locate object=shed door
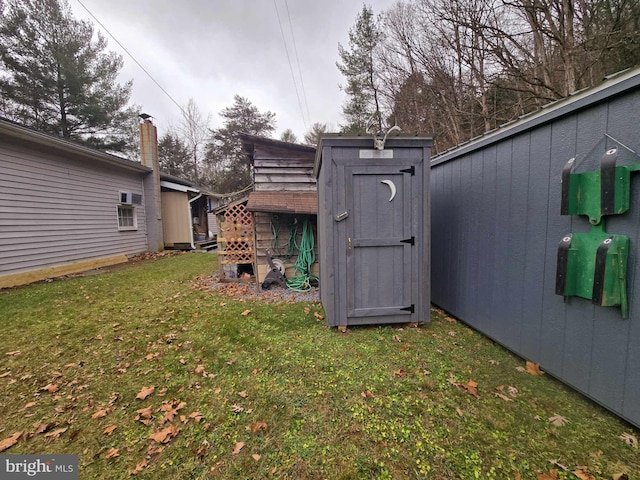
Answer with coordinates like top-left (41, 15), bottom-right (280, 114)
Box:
top-left (345, 166), bottom-right (414, 320)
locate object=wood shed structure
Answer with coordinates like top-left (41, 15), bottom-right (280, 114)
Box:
top-left (431, 67), bottom-right (640, 428)
top-left (240, 134), bottom-right (318, 286)
top-left (315, 136), bottom-right (432, 328)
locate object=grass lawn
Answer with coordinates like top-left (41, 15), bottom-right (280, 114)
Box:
top-left (0, 252), bottom-right (638, 479)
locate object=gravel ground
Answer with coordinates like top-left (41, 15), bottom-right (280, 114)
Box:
top-left (193, 272), bottom-right (320, 304)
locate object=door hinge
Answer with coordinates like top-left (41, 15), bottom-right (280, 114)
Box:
top-left (400, 304), bottom-right (415, 313)
top-left (400, 236), bottom-right (415, 246)
top-left (400, 166), bottom-right (415, 176)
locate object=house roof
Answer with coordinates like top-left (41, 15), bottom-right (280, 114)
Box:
top-left (246, 191), bottom-right (317, 215)
top-left (0, 116), bottom-right (151, 174)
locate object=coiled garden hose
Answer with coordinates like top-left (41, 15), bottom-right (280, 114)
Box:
top-left (285, 217), bottom-right (318, 292)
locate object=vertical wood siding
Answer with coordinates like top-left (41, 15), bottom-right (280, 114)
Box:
top-left (431, 76), bottom-right (640, 427)
top-left (0, 141), bottom-right (148, 276)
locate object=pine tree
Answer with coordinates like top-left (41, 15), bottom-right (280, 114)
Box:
top-left (206, 95), bottom-right (276, 193)
top-left (158, 133), bottom-right (193, 180)
top-left (0, 0), bottom-right (136, 152)
top-left (336, 5), bottom-right (384, 134)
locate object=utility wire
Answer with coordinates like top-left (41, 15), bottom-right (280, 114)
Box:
top-left (284, 0), bottom-right (311, 125)
top-left (74, 0), bottom-right (188, 120)
top-left (273, 0), bottom-right (308, 132)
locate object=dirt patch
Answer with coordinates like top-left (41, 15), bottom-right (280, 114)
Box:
top-left (192, 272), bottom-right (320, 303)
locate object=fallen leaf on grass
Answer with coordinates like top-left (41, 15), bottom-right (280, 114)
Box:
top-left (456, 408), bottom-right (463, 417)
top-left (105, 448), bottom-right (119, 459)
top-left (135, 406), bottom-right (154, 424)
top-left (0, 431), bottom-right (22, 452)
top-left (361, 390), bottom-right (375, 399)
top-left (449, 378), bottom-right (479, 397)
top-left (252, 454), bottom-right (261, 461)
top-left (0, 371), bottom-right (11, 378)
top-left (304, 307), bottom-right (310, 314)
top-left (129, 459), bottom-right (148, 475)
top-left (537, 470), bottom-right (559, 480)
top-left (313, 312), bottom-right (324, 320)
top-left (32, 422), bottom-right (53, 435)
top-left (619, 432), bottom-right (638, 448)
top-left (20, 401), bottom-right (36, 411)
top-left (135, 386), bottom-right (155, 400)
top-left (41, 383), bottom-right (59, 393)
top-left (394, 369), bottom-right (406, 378)
top-left (44, 427), bottom-right (68, 440)
top-left (149, 424), bottom-right (180, 444)
top-left (392, 335), bottom-right (401, 342)
top-left (6, 350), bottom-right (21, 356)
top-left (103, 425), bottom-right (117, 435)
top-left (231, 404), bottom-right (244, 414)
top-left (526, 361), bottom-right (545, 376)
top-left (573, 466), bottom-right (595, 480)
top-left (188, 412), bottom-right (203, 422)
top-left (232, 441), bottom-right (245, 455)
top-left (92, 408), bottom-right (112, 419)
top-left (247, 422), bottom-right (268, 432)
top-left (194, 365), bottom-right (207, 375)
top-left (238, 391), bottom-right (248, 398)
top-left (240, 309), bottom-right (251, 316)
top-left (548, 414), bottom-right (568, 427)
top-left (495, 392), bottom-right (512, 402)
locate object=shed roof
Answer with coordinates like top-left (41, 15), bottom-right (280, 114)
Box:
top-left (246, 191), bottom-right (317, 215)
top-left (239, 133), bottom-right (316, 162)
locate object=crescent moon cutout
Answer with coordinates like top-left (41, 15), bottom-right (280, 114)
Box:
top-left (380, 180), bottom-right (396, 202)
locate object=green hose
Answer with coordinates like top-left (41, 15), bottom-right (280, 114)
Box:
top-left (285, 217), bottom-right (318, 292)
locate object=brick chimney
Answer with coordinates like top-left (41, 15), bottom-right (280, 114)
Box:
top-left (139, 117), bottom-right (164, 251)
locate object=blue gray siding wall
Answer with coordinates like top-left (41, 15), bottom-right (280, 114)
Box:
top-left (0, 139), bottom-right (149, 277)
top-left (431, 69), bottom-right (640, 428)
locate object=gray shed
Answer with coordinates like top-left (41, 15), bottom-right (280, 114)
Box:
top-left (315, 136), bottom-right (433, 328)
top-left (431, 67), bottom-right (640, 428)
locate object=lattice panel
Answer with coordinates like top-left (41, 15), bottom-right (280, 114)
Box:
top-left (219, 202), bottom-right (255, 265)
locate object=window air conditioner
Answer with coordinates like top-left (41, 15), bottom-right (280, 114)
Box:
top-left (120, 192), bottom-right (133, 204)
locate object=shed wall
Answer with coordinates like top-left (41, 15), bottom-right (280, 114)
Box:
top-left (253, 144), bottom-right (316, 192)
top-left (161, 191), bottom-right (191, 246)
top-left (431, 78), bottom-right (640, 427)
top-left (0, 140), bottom-right (148, 277)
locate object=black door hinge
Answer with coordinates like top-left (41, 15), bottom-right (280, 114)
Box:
top-left (400, 304), bottom-right (415, 313)
top-left (400, 166), bottom-right (415, 175)
top-left (400, 236), bottom-right (415, 246)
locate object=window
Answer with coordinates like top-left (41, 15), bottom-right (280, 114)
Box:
top-left (117, 205), bottom-right (137, 231)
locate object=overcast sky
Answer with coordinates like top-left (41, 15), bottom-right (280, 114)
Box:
top-left (68, 0), bottom-right (398, 141)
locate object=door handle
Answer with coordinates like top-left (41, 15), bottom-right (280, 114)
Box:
top-left (347, 237), bottom-right (352, 250)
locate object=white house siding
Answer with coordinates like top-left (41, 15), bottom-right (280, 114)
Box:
top-left (0, 141), bottom-right (149, 276)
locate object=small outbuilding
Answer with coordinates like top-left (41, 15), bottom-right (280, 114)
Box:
top-left (315, 135), bottom-right (433, 328)
top-left (240, 134), bottom-right (318, 287)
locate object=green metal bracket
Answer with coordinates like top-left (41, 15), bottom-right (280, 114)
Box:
top-left (556, 222), bottom-right (629, 318)
top-left (557, 146), bottom-right (640, 318)
top-left (561, 148), bottom-right (640, 225)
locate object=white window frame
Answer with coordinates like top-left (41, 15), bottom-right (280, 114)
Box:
top-left (117, 204), bottom-right (137, 231)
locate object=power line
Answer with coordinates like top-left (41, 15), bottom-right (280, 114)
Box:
top-left (273, 0), bottom-right (308, 132)
top-left (74, 0), bottom-right (188, 120)
top-left (284, 0), bottom-right (311, 125)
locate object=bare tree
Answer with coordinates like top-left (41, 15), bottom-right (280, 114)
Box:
top-left (176, 98), bottom-right (211, 183)
top-left (303, 122), bottom-right (328, 147)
